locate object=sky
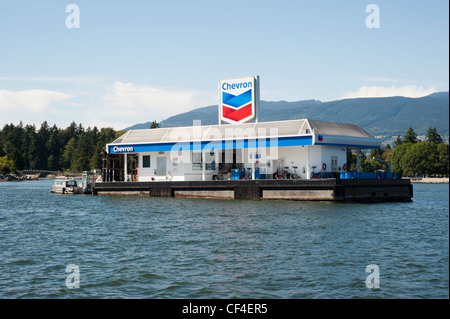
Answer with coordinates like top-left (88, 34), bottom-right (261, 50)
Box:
top-left (0, 0), bottom-right (448, 130)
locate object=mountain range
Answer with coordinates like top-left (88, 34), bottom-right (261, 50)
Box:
top-left (125, 91), bottom-right (449, 143)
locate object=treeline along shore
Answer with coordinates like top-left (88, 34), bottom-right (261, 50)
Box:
top-left (0, 122), bottom-right (448, 181)
top-left (0, 121), bottom-right (124, 175)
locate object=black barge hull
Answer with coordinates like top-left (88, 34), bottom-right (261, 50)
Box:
top-left (92, 179), bottom-right (413, 202)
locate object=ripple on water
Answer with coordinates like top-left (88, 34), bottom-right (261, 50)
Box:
top-left (0, 181), bottom-right (448, 298)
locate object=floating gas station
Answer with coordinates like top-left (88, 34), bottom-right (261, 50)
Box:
top-left (93, 76), bottom-right (412, 202)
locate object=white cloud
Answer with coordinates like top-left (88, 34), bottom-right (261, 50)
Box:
top-left (0, 89), bottom-right (73, 127)
top-left (341, 85), bottom-right (436, 99)
top-left (103, 81), bottom-right (195, 112)
top-left (0, 89), bottom-right (72, 113)
top-left (0, 81), bottom-right (217, 130)
top-left (94, 81), bottom-right (215, 129)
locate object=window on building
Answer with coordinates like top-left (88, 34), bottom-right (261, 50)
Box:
top-left (143, 155), bottom-right (151, 168)
top-left (192, 152), bottom-right (202, 170)
top-left (331, 156), bottom-right (338, 171)
top-left (203, 150), bottom-right (214, 170)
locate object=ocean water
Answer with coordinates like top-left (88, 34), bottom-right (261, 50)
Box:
top-left (0, 179), bottom-right (448, 299)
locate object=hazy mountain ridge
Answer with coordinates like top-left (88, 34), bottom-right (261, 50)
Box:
top-left (125, 92), bottom-right (449, 142)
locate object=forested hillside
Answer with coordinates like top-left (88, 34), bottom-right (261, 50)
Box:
top-left (0, 122), bottom-right (121, 173)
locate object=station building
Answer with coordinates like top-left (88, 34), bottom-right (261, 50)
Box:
top-left (102, 76), bottom-right (381, 182)
top-left (104, 118), bottom-right (380, 182)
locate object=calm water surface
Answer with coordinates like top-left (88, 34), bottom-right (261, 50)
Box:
top-left (0, 179), bottom-right (448, 298)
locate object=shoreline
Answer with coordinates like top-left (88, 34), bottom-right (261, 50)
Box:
top-left (0, 174), bottom-right (40, 182)
top-left (408, 177), bottom-right (449, 184)
top-left (2, 174), bottom-right (449, 184)
top-left (0, 174), bottom-right (82, 182)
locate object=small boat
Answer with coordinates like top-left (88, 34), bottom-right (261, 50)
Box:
top-left (51, 172), bottom-right (96, 194)
top-left (51, 179), bottom-right (79, 194)
top-left (81, 171), bottom-right (95, 194)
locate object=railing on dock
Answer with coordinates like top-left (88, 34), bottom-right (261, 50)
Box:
top-left (339, 172), bottom-right (400, 179)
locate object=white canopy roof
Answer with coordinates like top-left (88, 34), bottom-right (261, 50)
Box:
top-left (111, 119), bottom-right (376, 145)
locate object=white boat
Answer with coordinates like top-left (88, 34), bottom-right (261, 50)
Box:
top-left (51, 179), bottom-right (79, 194)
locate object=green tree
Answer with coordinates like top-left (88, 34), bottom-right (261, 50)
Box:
top-left (0, 121), bottom-right (118, 173)
top-left (425, 127), bottom-right (443, 144)
top-left (59, 121), bottom-right (78, 146)
top-left (0, 124), bottom-right (19, 155)
top-left (364, 148), bottom-right (383, 172)
top-left (361, 157), bottom-right (378, 172)
top-left (46, 125), bottom-right (61, 171)
top-left (89, 127), bottom-right (117, 170)
top-left (370, 147), bottom-right (383, 159)
top-left (60, 137), bottom-right (77, 170)
top-left (73, 127), bottom-right (96, 172)
top-left (150, 121), bottom-right (159, 129)
top-left (98, 127), bottom-right (117, 145)
top-left (391, 143), bottom-right (410, 175)
top-left (90, 141), bottom-right (104, 170)
top-left (24, 124), bottom-right (39, 169)
top-left (436, 143), bottom-right (449, 176)
top-left (406, 142), bottom-right (437, 176)
top-left (346, 148), bottom-right (357, 171)
top-left (383, 144), bottom-right (394, 163)
top-left (0, 155), bottom-right (16, 174)
top-left (394, 135), bottom-right (403, 148)
top-left (36, 121), bottom-right (51, 169)
top-left (356, 150), bottom-right (367, 172)
top-left (404, 127), bottom-right (418, 144)
top-left (47, 155), bottom-right (59, 172)
top-left (9, 148), bottom-right (24, 171)
top-left (391, 141), bottom-right (448, 177)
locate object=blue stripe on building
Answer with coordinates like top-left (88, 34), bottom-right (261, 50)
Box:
top-left (108, 135), bottom-right (314, 153)
top-left (314, 142), bottom-right (379, 149)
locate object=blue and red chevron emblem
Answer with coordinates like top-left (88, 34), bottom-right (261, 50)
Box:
top-left (221, 89), bottom-right (254, 123)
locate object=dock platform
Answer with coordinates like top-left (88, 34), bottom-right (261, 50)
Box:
top-left (92, 178), bottom-right (413, 202)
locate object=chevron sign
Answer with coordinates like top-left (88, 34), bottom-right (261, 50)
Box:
top-left (219, 76), bottom-right (259, 124)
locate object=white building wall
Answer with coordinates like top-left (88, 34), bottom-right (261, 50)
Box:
top-left (276, 146), bottom-right (308, 178)
top-left (137, 152), bottom-right (168, 181)
top-left (320, 146), bottom-right (347, 173)
top-left (135, 145), bottom-right (348, 181)
top-left (137, 151), bottom-right (216, 181)
top-left (258, 145), bottom-right (347, 178)
top-left (275, 145), bottom-right (327, 178)
top-left (308, 146), bottom-right (322, 176)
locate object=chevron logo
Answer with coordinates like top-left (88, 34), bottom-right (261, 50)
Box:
top-left (221, 89), bottom-right (254, 123)
top-left (219, 76), bottom-right (259, 124)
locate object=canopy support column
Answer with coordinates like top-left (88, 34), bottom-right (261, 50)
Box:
top-left (124, 154), bottom-right (127, 182)
top-left (306, 147), bottom-right (310, 179)
top-left (202, 150), bottom-right (206, 181)
top-left (356, 148), bottom-right (360, 173)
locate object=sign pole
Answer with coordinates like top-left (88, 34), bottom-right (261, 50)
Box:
top-left (218, 79), bottom-right (222, 125)
top-left (254, 75), bottom-right (260, 124)
top-left (124, 153), bottom-right (127, 182)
